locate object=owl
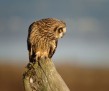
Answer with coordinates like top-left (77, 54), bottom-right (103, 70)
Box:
top-left (27, 18), bottom-right (66, 62)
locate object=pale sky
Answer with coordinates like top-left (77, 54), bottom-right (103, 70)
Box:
top-left (0, 0), bottom-right (109, 66)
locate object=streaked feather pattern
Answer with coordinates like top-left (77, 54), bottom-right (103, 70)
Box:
top-left (27, 18), bottom-right (66, 62)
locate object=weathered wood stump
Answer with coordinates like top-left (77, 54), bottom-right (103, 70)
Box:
top-left (23, 58), bottom-right (70, 91)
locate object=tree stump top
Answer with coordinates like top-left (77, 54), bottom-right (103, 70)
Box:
top-left (23, 58), bottom-right (70, 91)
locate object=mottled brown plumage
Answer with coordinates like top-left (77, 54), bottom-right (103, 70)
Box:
top-left (27, 18), bottom-right (66, 62)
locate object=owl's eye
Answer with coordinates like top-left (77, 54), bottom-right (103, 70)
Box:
top-left (58, 28), bottom-right (63, 33)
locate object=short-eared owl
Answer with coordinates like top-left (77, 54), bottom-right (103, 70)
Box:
top-left (27, 18), bottom-right (66, 62)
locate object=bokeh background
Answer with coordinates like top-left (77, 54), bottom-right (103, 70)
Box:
top-left (0, 0), bottom-right (109, 91)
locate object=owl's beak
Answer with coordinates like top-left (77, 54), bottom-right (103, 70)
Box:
top-left (59, 33), bottom-right (64, 38)
top-left (61, 33), bottom-right (65, 38)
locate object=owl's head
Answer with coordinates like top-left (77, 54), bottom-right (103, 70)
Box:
top-left (36, 18), bottom-right (66, 39)
top-left (50, 18), bottom-right (66, 39)
top-left (54, 25), bottom-right (66, 39)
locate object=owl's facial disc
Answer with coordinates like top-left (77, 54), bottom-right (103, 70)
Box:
top-left (56, 27), bottom-right (66, 38)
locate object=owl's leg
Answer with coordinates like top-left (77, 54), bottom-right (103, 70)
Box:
top-left (36, 51), bottom-right (41, 61)
top-left (43, 52), bottom-right (48, 59)
top-left (36, 51), bottom-right (48, 61)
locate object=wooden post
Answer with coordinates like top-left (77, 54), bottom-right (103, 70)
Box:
top-left (23, 58), bottom-right (70, 91)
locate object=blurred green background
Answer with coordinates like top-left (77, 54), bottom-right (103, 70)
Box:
top-left (0, 0), bottom-right (109, 91)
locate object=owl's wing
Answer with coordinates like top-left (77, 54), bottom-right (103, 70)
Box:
top-left (27, 32), bottom-right (32, 61)
top-left (49, 40), bottom-right (58, 58)
top-left (27, 22), bottom-right (34, 51)
top-left (27, 22), bottom-right (35, 62)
